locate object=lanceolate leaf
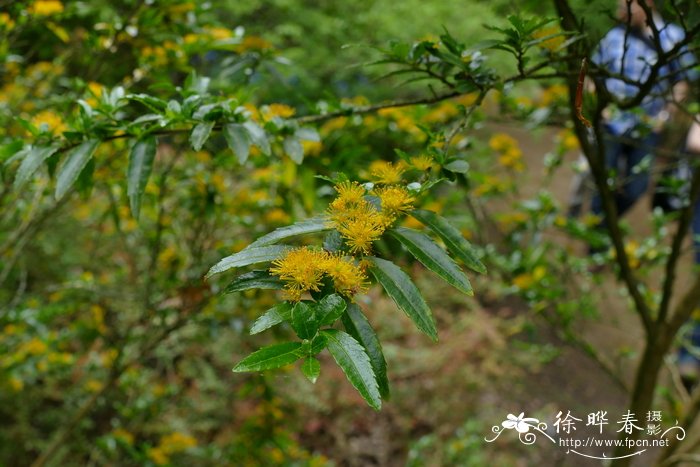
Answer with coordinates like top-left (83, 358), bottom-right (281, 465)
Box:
top-left (302, 357), bottom-right (321, 384)
top-left (247, 217), bottom-right (330, 249)
top-left (224, 270), bottom-right (283, 294)
top-left (243, 121), bottom-right (270, 154)
top-left (190, 121), bottom-right (215, 151)
top-left (342, 303), bottom-right (390, 399)
top-left (367, 256), bottom-right (437, 341)
top-left (232, 342), bottom-right (303, 372)
top-left (14, 145), bottom-right (59, 189)
top-left (409, 209), bottom-right (486, 274)
top-left (390, 227), bottom-right (473, 295)
top-left (127, 136), bottom-right (157, 219)
top-left (283, 136), bottom-right (304, 164)
top-left (318, 294), bottom-right (346, 326)
top-left (55, 140), bottom-right (100, 200)
top-left (207, 245), bottom-right (291, 278)
top-left (250, 302), bottom-right (292, 335)
top-left (291, 301), bottom-right (319, 340)
top-left (223, 123), bottom-right (251, 164)
top-left (321, 329), bottom-right (381, 410)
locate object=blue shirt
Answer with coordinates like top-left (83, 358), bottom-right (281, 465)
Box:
top-left (592, 15), bottom-right (697, 135)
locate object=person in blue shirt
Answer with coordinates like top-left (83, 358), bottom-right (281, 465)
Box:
top-left (591, 0), bottom-right (699, 388)
top-left (590, 0), bottom-right (695, 222)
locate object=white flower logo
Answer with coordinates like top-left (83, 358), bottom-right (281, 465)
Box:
top-left (502, 412), bottom-right (539, 433)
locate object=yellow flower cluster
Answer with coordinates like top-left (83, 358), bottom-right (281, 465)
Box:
top-left (148, 432), bottom-right (197, 466)
top-left (557, 129), bottom-right (579, 151)
top-left (513, 265), bottom-right (547, 290)
top-left (28, 0), bottom-right (64, 16)
top-left (262, 103), bottom-right (295, 120)
top-left (0, 12), bottom-right (15, 29)
top-left (270, 246), bottom-right (368, 301)
top-left (326, 182), bottom-right (414, 255)
top-left (369, 160), bottom-right (405, 185)
top-left (31, 109), bottom-right (67, 135)
top-left (489, 133), bottom-right (524, 172)
top-left (409, 155), bottom-right (434, 171)
top-left (236, 35), bottom-right (273, 52)
top-left (540, 84), bottom-right (568, 107)
top-left (373, 186), bottom-right (415, 220)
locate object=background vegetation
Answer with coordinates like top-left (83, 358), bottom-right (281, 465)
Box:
top-left (2, 0), bottom-right (700, 466)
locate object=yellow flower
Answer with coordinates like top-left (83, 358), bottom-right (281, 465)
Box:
top-left (31, 109), bottom-right (67, 135)
top-left (320, 117), bottom-right (348, 134)
top-left (28, 0), bottom-right (64, 16)
top-left (203, 26), bottom-right (231, 41)
top-left (513, 266), bottom-right (545, 290)
top-left (148, 447), bottom-right (169, 466)
top-left (236, 35), bottom-right (273, 52)
top-left (369, 161), bottom-right (405, 185)
top-left (474, 175), bottom-right (509, 196)
top-left (335, 209), bottom-right (386, 255)
top-left (22, 338), bottom-right (48, 355)
top-left (488, 133), bottom-right (518, 153)
top-left (422, 102), bottom-right (458, 123)
top-left (9, 376), bottom-right (23, 392)
top-left (498, 147), bottom-right (524, 171)
top-left (262, 103), bottom-right (295, 120)
top-left (513, 273), bottom-right (534, 289)
top-left (84, 379), bottom-right (104, 393)
top-left (327, 183), bottom-right (387, 255)
top-left (270, 247), bottom-right (327, 301)
top-left (323, 254), bottom-right (369, 298)
top-left (557, 129), bottom-right (579, 151)
top-left (409, 155), bottom-right (434, 171)
top-left (532, 26), bottom-right (565, 51)
top-left (540, 84), bottom-right (568, 107)
top-left (514, 96), bottom-right (533, 109)
top-left (374, 185), bottom-right (415, 223)
top-left (455, 93), bottom-right (479, 107)
top-left (0, 13), bottom-right (15, 29)
top-left (327, 181), bottom-right (366, 217)
top-left (160, 432), bottom-right (197, 452)
top-left (302, 140), bottom-right (322, 156)
top-left (264, 208), bottom-right (291, 225)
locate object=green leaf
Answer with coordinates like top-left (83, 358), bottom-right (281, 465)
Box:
top-left (243, 121), bottom-right (270, 154)
top-left (302, 357), bottom-right (321, 384)
top-left (296, 127), bottom-right (320, 142)
top-left (444, 159), bottom-right (469, 174)
top-left (367, 257), bottom-right (437, 341)
top-left (283, 136), bottom-right (304, 164)
top-left (1, 140), bottom-right (26, 164)
top-left (127, 136), bottom-right (157, 219)
top-left (126, 93), bottom-right (168, 112)
top-left (250, 302), bottom-right (293, 335)
top-left (318, 294), bottom-right (347, 326)
top-left (233, 342), bottom-right (303, 372)
top-left (14, 145), bottom-right (59, 189)
top-left (223, 123), bottom-right (251, 164)
top-left (410, 209), bottom-right (486, 274)
top-left (321, 329), bottom-right (381, 409)
top-left (342, 303), bottom-right (390, 399)
top-left (207, 245), bottom-right (291, 278)
top-left (225, 270), bottom-right (283, 294)
top-left (190, 121), bottom-right (215, 151)
top-left (291, 301), bottom-right (320, 340)
top-left (310, 334), bottom-right (327, 354)
top-left (247, 217), bottom-right (330, 249)
top-left (55, 140), bottom-right (100, 200)
top-left (390, 227), bottom-right (473, 295)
